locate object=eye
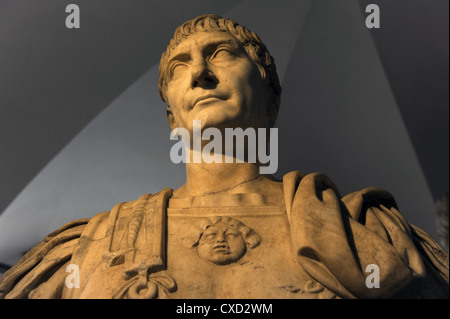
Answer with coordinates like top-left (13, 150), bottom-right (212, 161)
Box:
top-left (169, 62), bottom-right (187, 80)
top-left (210, 47), bottom-right (235, 61)
top-left (225, 231), bottom-right (239, 238)
top-left (204, 232), bottom-right (216, 239)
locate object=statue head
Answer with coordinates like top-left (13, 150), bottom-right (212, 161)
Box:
top-left (158, 14), bottom-right (281, 135)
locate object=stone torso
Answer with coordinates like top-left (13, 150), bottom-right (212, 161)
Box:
top-left (165, 194), bottom-right (335, 299)
top-left (2, 172), bottom-right (447, 299)
top-left (62, 182), bottom-right (336, 299)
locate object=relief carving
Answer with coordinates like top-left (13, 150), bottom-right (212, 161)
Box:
top-left (184, 216), bottom-right (261, 265)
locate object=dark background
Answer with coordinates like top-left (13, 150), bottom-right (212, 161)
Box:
top-left (0, 0), bottom-right (448, 268)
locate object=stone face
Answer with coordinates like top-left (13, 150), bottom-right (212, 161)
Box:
top-left (0, 14), bottom-right (448, 299)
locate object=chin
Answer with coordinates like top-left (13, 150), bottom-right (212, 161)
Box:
top-left (193, 108), bottom-right (241, 130)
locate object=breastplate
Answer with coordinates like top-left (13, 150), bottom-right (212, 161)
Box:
top-left (164, 193), bottom-right (336, 299)
top-left (64, 191), bottom-right (337, 299)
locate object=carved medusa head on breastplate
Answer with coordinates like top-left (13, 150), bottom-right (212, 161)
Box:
top-left (184, 216), bottom-right (261, 265)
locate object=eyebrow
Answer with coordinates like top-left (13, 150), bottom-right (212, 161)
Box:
top-left (225, 228), bottom-right (240, 235)
top-left (167, 38), bottom-right (241, 65)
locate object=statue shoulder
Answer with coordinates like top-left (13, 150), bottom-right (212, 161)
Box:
top-left (72, 191), bottom-right (168, 242)
top-left (0, 190), bottom-right (173, 299)
top-left (284, 171), bottom-right (449, 298)
top-left (100, 190), bottom-right (173, 278)
top-left (0, 218), bottom-right (90, 299)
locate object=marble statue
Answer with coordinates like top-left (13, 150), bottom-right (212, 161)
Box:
top-left (0, 14), bottom-right (448, 299)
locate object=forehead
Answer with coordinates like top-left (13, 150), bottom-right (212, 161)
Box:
top-left (168, 31), bottom-right (241, 60)
top-left (205, 222), bottom-right (225, 230)
top-left (203, 222), bottom-right (241, 233)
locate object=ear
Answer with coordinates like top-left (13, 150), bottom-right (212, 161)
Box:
top-left (166, 106), bottom-right (177, 131)
top-left (255, 64), bottom-right (267, 80)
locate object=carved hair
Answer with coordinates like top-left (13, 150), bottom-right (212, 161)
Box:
top-left (184, 216), bottom-right (261, 249)
top-left (158, 14), bottom-right (281, 126)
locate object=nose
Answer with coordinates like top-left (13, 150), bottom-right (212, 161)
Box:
top-left (191, 57), bottom-right (218, 89)
top-left (215, 232), bottom-right (226, 243)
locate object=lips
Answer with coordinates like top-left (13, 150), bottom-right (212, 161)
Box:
top-left (192, 94), bottom-right (226, 108)
top-left (213, 243), bottom-right (230, 253)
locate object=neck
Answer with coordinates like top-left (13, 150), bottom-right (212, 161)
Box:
top-left (177, 148), bottom-right (263, 197)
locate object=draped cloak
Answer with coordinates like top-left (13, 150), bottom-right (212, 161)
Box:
top-left (0, 171), bottom-right (448, 299)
